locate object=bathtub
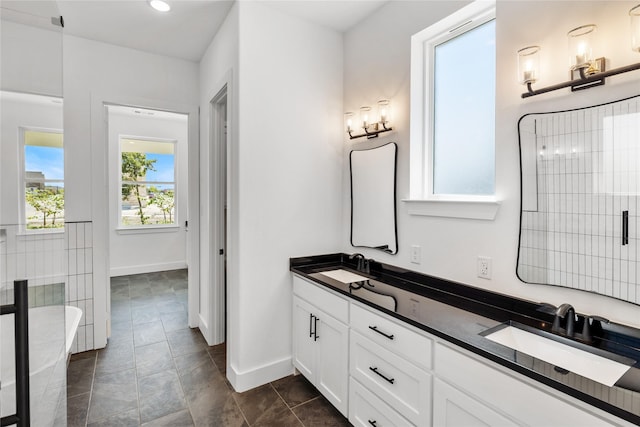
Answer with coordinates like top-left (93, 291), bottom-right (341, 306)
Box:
top-left (1, 305), bottom-right (82, 426)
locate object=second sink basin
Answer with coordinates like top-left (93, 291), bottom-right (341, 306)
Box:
top-left (482, 322), bottom-right (635, 387)
top-left (319, 269), bottom-right (370, 284)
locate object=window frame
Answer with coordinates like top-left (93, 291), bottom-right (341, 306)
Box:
top-left (408, 0), bottom-right (500, 219)
top-left (117, 135), bottom-right (178, 230)
top-left (20, 126), bottom-right (65, 233)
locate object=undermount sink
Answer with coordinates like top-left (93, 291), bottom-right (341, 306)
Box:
top-left (482, 322), bottom-right (635, 387)
top-left (319, 269), bottom-right (369, 284)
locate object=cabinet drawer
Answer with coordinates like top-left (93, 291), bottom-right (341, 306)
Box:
top-left (350, 331), bottom-right (431, 426)
top-left (349, 377), bottom-right (414, 427)
top-left (293, 275), bottom-right (348, 323)
top-left (350, 303), bottom-right (432, 370)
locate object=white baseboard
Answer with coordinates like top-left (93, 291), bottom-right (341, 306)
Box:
top-left (110, 261), bottom-right (187, 277)
top-left (227, 356), bottom-right (295, 393)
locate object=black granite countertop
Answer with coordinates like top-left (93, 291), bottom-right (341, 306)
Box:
top-left (290, 253), bottom-right (640, 425)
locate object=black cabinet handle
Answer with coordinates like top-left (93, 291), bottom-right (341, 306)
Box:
top-left (309, 313), bottom-right (314, 338)
top-left (369, 325), bottom-right (394, 340)
top-left (314, 316), bottom-right (319, 341)
top-left (369, 366), bottom-right (394, 384)
top-left (623, 210), bottom-right (629, 246)
top-left (368, 420), bottom-right (377, 427)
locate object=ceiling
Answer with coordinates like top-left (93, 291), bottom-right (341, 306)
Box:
top-left (21, 0), bottom-right (388, 62)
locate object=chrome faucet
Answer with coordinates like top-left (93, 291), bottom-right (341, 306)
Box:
top-left (552, 303), bottom-right (576, 337)
top-left (349, 253), bottom-right (371, 274)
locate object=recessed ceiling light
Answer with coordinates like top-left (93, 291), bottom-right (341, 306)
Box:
top-left (149, 0), bottom-right (171, 12)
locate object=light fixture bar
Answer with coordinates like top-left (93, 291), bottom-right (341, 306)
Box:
top-left (522, 61), bottom-right (640, 98)
top-left (348, 124), bottom-right (393, 140)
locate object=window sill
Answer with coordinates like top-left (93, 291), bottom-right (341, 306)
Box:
top-left (16, 229), bottom-right (65, 238)
top-left (402, 198), bottom-right (501, 220)
top-left (116, 226), bottom-right (180, 235)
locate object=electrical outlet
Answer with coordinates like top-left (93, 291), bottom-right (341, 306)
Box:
top-left (410, 245), bottom-right (421, 264)
top-left (409, 298), bottom-right (420, 320)
top-left (477, 256), bottom-right (492, 279)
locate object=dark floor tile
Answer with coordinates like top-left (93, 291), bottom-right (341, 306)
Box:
top-left (156, 299), bottom-right (186, 315)
top-left (233, 384), bottom-right (286, 426)
top-left (95, 339), bottom-right (135, 374)
top-left (136, 340), bottom-right (174, 378)
top-left (141, 409), bottom-right (194, 427)
top-left (134, 320), bottom-right (167, 347)
top-left (166, 328), bottom-right (207, 357)
top-left (67, 355), bottom-right (96, 397)
top-left (292, 396), bottom-right (350, 427)
top-left (179, 357), bottom-right (227, 402)
top-left (87, 407), bottom-right (140, 427)
top-left (132, 304), bottom-right (162, 325)
top-left (272, 374), bottom-right (320, 409)
top-left (138, 369), bottom-right (187, 424)
top-left (208, 343), bottom-right (226, 374)
top-left (188, 388), bottom-right (246, 427)
top-left (111, 283), bottom-right (130, 301)
top-left (174, 349), bottom-right (214, 377)
top-left (160, 311), bottom-right (189, 332)
top-left (252, 398), bottom-right (303, 427)
top-left (70, 349), bottom-right (99, 362)
top-left (67, 391), bottom-right (91, 427)
top-left (89, 368), bottom-right (138, 422)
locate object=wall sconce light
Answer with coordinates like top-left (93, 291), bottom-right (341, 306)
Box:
top-left (345, 100), bottom-right (393, 140)
top-left (520, 5), bottom-right (640, 98)
top-left (517, 46), bottom-right (540, 90)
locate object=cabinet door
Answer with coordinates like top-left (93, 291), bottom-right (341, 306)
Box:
top-left (292, 296), bottom-right (316, 380)
top-left (433, 378), bottom-right (519, 427)
top-left (316, 310), bottom-right (349, 416)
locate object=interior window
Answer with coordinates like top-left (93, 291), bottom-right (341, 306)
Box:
top-left (119, 137), bottom-right (176, 227)
top-left (23, 129), bottom-right (64, 230)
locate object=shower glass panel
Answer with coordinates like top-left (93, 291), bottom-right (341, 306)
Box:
top-left (1, 0), bottom-right (67, 424)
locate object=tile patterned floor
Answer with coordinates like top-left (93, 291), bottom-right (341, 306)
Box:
top-left (67, 270), bottom-right (351, 426)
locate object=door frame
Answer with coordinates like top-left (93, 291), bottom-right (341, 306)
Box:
top-left (90, 93), bottom-right (200, 347)
top-left (204, 84), bottom-right (228, 345)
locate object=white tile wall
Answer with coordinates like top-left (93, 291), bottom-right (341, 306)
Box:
top-left (518, 97), bottom-right (640, 305)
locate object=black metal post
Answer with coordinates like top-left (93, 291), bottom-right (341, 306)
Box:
top-left (0, 279), bottom-right (30, 427)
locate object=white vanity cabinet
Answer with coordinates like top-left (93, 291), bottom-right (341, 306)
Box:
top-left (292, 276), bottom-right (349, 416)
top-left (434, 342), bottom-right (631, 427)
top-left (349, 303), bottom-right (432, 426)
top-left (292, 274), bottom-right (635, 427)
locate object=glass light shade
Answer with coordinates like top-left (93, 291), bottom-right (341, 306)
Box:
top-left (344, 112), bottom-right (354, 133)
top-left (377, 100), bottom-right (391, 125)
top-left (567, 24), bottom-right (596, 70)
top-left (149, 0), bottom-right (171, 12)
top-left (631, 5), bottom-right (640, 52)
top-left (359, 106), bottom-right (372, 130)
top-left (517, 46), bottom-right (540, 84)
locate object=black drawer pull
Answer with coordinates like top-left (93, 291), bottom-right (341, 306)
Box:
top-left (314, 316), bottom-right (319, 341)
top-left (369, 366), bottom-right (395, 384)
top-left (309, 313), bottom-right (314, 338)
top-left (369, 325), bottom-right (394, 340)
top-left (623, 210), bottom-right (629, 246)
top-left (368, 420), bottom-right (377, 427)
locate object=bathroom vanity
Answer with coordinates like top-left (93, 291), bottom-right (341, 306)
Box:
top-left (290, 253), bottom-right (640, 426)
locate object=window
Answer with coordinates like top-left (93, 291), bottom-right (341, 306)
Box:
top-left (119, 137), bottom-right (176, 227)
top-left (23, 129), bottom-right (64, 230)
top-left (410, 1), bottom-right (496, 206)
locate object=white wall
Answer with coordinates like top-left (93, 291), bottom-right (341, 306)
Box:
top-left (0, 20), bottom-right (62, 97)
top-left (225, 1), bottom-right (344, 391)
top-left (343, 1), bottom-right (640, 328)
top-left (198, 1), bottom-right (239, 346)
top-left (107, 110), bottom-right (188, 277)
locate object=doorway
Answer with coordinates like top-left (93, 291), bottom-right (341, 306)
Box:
top-left (104, 104), bottom-right (191, 339)
top-left (209, 86), bottom-right (228, 345)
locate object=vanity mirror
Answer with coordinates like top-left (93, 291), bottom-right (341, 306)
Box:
top-left (517, 95), bottom-right (640, 305)
top-left (350, 142), bottom-right (398, 254)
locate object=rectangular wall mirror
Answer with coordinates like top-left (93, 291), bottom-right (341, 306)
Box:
top-left (350, 142), bottom-right (398, 254)
top-left (518, 95), bottom-right (640, 305)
